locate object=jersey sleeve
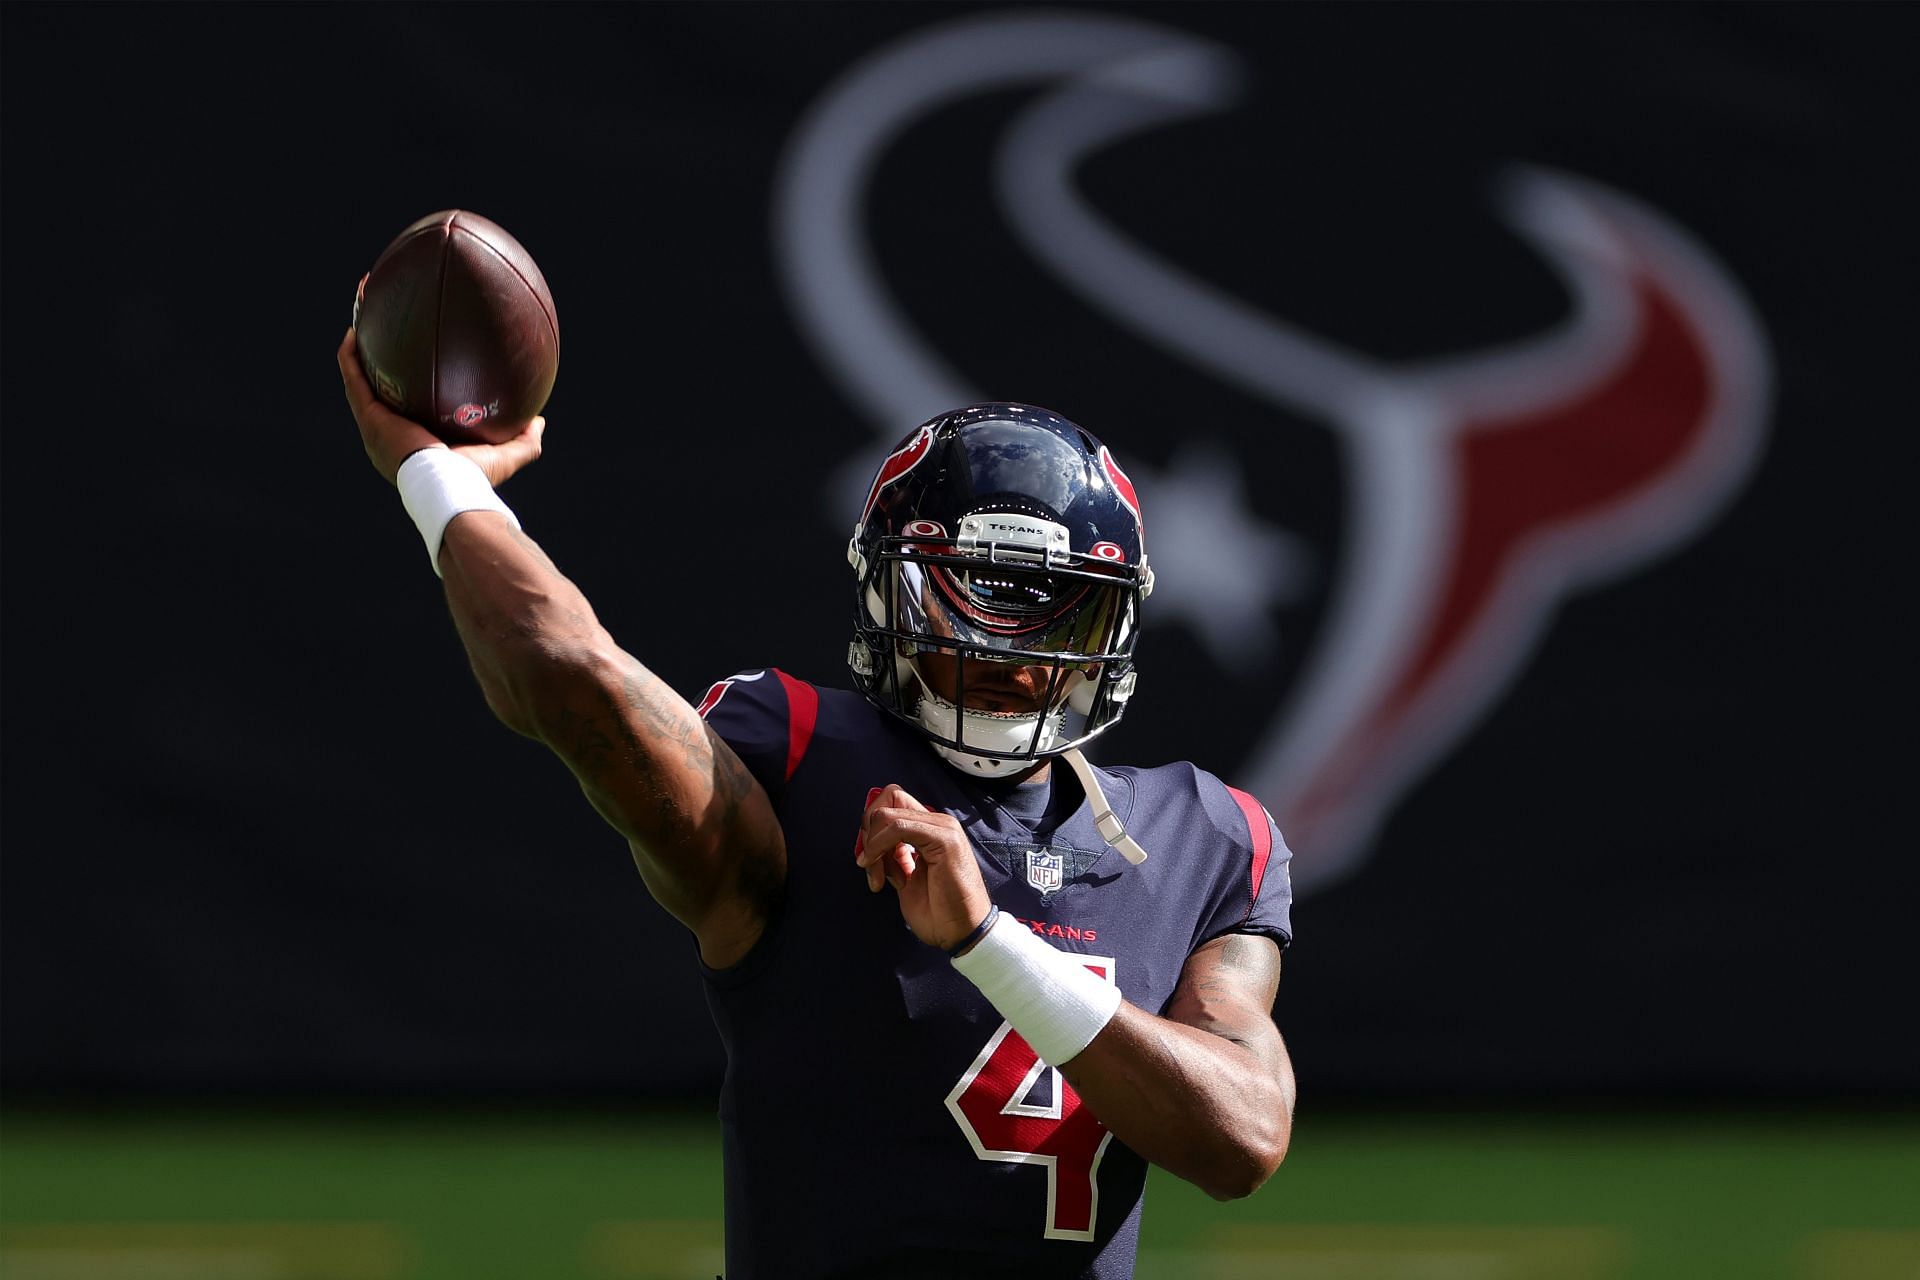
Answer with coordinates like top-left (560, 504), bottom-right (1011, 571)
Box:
top-left (1193, 773), bottom-right (1295, 952)
top-left (694, 668), bottom-right (819, 809)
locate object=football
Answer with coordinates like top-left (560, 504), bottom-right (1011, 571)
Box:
top-left (353, 210), bottom-right (558, 445)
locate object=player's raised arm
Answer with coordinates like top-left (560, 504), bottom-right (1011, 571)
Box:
top-left (338, 329), bottom-right (785, 968)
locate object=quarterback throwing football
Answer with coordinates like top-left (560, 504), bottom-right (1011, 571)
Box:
top-left (339, 331), bottom-right (1295, 1278)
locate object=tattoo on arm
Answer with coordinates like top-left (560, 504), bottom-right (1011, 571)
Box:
top-left (538, 656), bottom-right (715, 848)
top-left (707, 722), bottom-right (756, 808)
top-left (1169, 933), bottom-right (1285, 1063)
top-left (566, 661), bottom-right (781, 913)
top-left (443, 521), bottom-right (785, 934)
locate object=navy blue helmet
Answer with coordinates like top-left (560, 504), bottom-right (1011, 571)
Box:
top-left (848, 404), bottom-right (1153, 774)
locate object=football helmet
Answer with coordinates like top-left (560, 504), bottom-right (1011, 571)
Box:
top-left (848, 403), bottom-right (1153, 776)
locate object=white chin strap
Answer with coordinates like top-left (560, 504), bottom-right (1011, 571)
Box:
top-left (911, 669), bottom-right (1066, 778)
top-left (1060, 748), bottom-right (1148, 865)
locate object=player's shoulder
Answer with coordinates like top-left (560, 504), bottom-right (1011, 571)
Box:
top-left (1109, 758), bottom-right (1273, 852)
top-left (696, 668), bottom-right (883, 748)
top-left (1113, 757), bottom-right (1292, 946)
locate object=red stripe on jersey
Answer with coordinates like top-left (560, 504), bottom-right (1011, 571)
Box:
top-left (694, 679), bottom-right (732, 719)
top-left (774, 670), bottom-right (819, 781)
top-left (1225, 786), bottom-right (1275, 921)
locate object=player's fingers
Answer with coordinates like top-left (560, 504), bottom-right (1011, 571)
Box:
top-left (858, 828), bottom-right (918, 870)
top-left (855, 787), bottom-right (882, 866)
top-left (860, 809), bottom-right (925, 871)
top-left (874, 809), bottom-right (969, 860)
top-left (464, 417), bottom-right (544, 486)
top-left (891, 843), bottom-right (918, 879)
top-left (337, 329), bottom-right (372, 405)
top-left (868, 807), bottom-right (915, 887)
top-left (854, 787), bottom-right (882, 862)
top-left (867, 816), bottom-right (958, 874)
top-left (338, 332), bottom-right (410, 441)
top-left (881, 784), bottom-right (931, 814)
top-left (856, 787), bottom-right (890, 890)
top-left (859, 825), bottom-right (921, 887)
top-left (856, 831), bottom-right (893, 893)
top-left (338, 330), bottom-right (379, 404)
top-left (337, 327), bottom-right (420, 426)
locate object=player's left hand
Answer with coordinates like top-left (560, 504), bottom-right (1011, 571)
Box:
top-left (857, 784), bottom-right (993, 951)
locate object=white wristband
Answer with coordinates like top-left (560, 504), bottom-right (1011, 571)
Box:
top-left (951, 912), bottom-right (1122, 1067)
top-left (395, 448), bottom-right (521, 576)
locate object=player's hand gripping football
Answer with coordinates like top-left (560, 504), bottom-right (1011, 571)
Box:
top-left (857, 784), bottom-right (994, 952)
top-left (337, 324), bottom-right (545, 487)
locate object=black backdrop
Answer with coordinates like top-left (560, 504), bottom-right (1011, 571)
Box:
top-left (2, 3), bottom-right (1910, 1102)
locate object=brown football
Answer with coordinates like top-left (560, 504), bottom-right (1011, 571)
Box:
top-left (353, 210), bottom-right (558, 445)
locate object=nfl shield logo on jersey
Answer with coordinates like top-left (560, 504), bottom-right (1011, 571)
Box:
top-left (1025, 849), bottom-right (1065, 896)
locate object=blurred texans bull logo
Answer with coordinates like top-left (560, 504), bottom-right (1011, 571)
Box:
top-left (774, 12), bottom-right (1770, 893)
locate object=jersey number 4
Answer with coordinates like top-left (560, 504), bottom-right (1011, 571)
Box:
top-left (943, 956), bottom-right (1117, 1241)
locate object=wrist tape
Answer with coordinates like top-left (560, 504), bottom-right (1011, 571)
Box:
top-left (395, 448), bottom-right (520, 576)
top-left (950, 911), bottom-right (1121, 1067)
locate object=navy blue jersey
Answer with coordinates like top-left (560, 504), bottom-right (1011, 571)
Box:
top-left (696, 669), bottom-right (1293, 1279)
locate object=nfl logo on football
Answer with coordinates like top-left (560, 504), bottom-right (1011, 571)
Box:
top-left (1025, 849), bottom-right (1065, 896)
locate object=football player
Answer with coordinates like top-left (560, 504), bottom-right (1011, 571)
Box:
top-left (339, 331), bottom-right (1295, 1278)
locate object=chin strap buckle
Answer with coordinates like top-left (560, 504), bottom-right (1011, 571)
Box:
top-left (1062, 748), bottom-right (1148, 865)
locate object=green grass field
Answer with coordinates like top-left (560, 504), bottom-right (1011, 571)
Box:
top-left (3, 1107), bottom-right (1916, 1279)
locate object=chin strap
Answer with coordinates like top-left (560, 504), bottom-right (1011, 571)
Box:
top-left (1061, 748), bottom-right (1148, 865)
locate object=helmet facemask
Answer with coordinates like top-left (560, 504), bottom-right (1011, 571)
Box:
top-left (850, 520), bottom-right (1142, 776)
